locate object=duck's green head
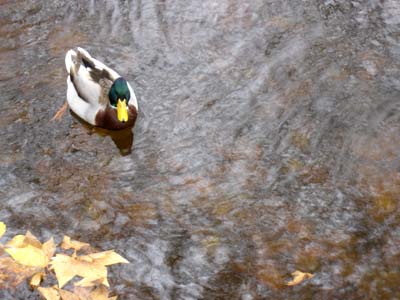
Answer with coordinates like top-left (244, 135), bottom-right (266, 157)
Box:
top-left (109, 77), bottom-right (131, 123)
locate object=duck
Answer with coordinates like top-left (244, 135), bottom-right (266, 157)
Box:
top-left (63, 47), bottom-right (138, 130)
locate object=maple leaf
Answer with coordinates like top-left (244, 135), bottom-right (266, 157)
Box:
top-left (4, 231), bottom-right (53, 268)
top-left (6, 245), bottom-right (48, 268)
top-left (0, 257), bottom-right (38, 288)
top-left (287, 270), bottom-right (314, 286)
top-left (42, 237), bottom-right (56, 259)
top-left (58, 288), bottom-right (81, 300)
top-left (74, 286), bottom-right (117, 300)
top-left (61, 236), bottom-right (90, 252)
top-left (51, 249), bottom-right (129, 289)
top-left (38, 286), bottom-right (60, 300)
top-left (30, 271), bottom-right (44, 289)
top-left (80, 250), bottom-right (129, 266)
top-left (1, 228), bottom-right (127, 300)
top-left (0, 222), bottom-right (5, 238)
top-left (39, 286), bottom-right (118, 300)
top-left (51, 253), bottom-right (108, 288)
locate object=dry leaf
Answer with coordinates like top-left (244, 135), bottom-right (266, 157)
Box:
top-left (89, 285), bottom-right (110, 300)
top-left (30, 272), bottom-right (44, 289)
top-left (80, 250), bottom-right (129, 266)
top-left (6, 235), bottom-right (26, 248)
top-left (0, 257), bottom-right (37, 288)
top-left (73, 286), bottom-right (91, 299)
top-left (42, 237), bottom-right (56, 260)
top-left (25, 231), bottom-right (43, 248)
top-left (5, 231), bottom-right (50, 268)
top-left (287, 270), bottom-right (314, 286)
top-left (0, 222), bottom-right (6, 238)
top-left (50, 254), bottom-right (78, 288)
top-left (51, 254), bottom-right (108, 288)
top-left (38, 286), bottom-right (60, 300)
top-left (75, 276), bottom-right (109, 288)
top-left (74, 286), bottom-right (117, 300)
top-left (51, 250), bottom-right (128, 288)
top-left (58, 288), bottom-right (81, 300)
top-left (5, 245), bottom-right (48, 267)
top-left (61, 236), bottom-right (90, 252)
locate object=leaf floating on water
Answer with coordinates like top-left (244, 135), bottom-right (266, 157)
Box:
top-left (90, 285), bottom-right (119, 300)
top-left (75, 276), bottom-right (109, 288)
top-left (74, 286), bottom-right (117, 300)
top-left (51, 253), bottom-right (108, 288)
top-left (0, 257), bottom-right (37, 288)
top-left (50, 254), bottom-right (78, 288)
top-left (6, 234), bottom-right (26, 248)
top-left (80, 250), bottom-right (129, 266)
top-left (25, 230), bottom-right (43, 248)
top-left (287, 270), bottom-right (314, 286)
top-left (30, 271), bottom-right (44, 289)
top-left (0, 222), bottom-right (6, 238)
top-left (4, 231), bottom-right (51, 268)
top-left (42, 237), bottom-right (56, 260)
top-left (38, 286), bottom-right (60, 300)
top-left (5, 244), bottom-right (48, 268)
top-left (1, 230), bottom-right (127, 298)
top-left (61, 236), bottom-right (90, 252)
top-left (58, 288), bottom-right (81, 300)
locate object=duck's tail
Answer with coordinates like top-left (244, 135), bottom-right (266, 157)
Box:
top-left (65, 49), bottom-right (77, 74)
top-left (65, 47), bottom-right (121, 81)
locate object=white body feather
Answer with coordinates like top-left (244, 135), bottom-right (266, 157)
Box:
top-left (65, 47), bottom-right (138, 125)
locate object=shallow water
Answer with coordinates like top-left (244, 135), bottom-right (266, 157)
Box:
top-left (1, 0), bottom-right (400, 299)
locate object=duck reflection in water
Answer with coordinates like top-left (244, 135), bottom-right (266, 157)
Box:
top-left (73, 111), bottom-right (134, 156)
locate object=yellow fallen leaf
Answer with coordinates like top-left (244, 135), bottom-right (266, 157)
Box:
top-left (42, 237), bottom-right (56, 260)
top-left (50, 254), bottom-right (77, 288)
top-left (75, 276), bottom-right (109, 288)
top-left (25, 231), bottom-right (43, 249)
top-left (287, 270), bottom-right (314, 286)
top-left (89, 285), bottom-right (110, 300)
top-left (5, 231), bottom-right (51, 268)
top-left (73, 286), bottom-right (91, 299)
top-left (5, 244), bottom-right (49, 267)
top-left (61, 236), bottom-right (90, 252)
top-left (74, 286), bottom-right (117, 300)
top-left (30, 271), bottom-right (44, 289)
top-left (51, 254), bottom-right (108, 288)
top-left (81, 250), bottom-right (129, 266)
top-left (0, 222), bottom-right (6, 238)
top-left (6, 234), bottom-right (26, 248)
top-left (58, 288), bottom-right (81, 300)
top-left (38, 286), bottom-right (60, 300)
top-left (0, 257), bottom-right (37, 288)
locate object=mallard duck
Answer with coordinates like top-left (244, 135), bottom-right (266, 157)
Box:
top-left (64, 47), bottom-right (138, 130)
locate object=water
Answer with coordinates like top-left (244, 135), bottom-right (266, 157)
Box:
top-left (1, 0), bottom-right (400, 299)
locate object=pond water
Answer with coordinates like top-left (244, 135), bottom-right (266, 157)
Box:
top-left (1, 0), bottom-right (400, 299)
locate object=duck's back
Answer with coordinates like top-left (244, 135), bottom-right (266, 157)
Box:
top-left (65, 48), bottom-right (118, 107)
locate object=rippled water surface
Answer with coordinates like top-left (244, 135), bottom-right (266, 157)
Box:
top-left (1, 0), bottom-right (400, 299)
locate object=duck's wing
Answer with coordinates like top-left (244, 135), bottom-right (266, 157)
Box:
top-left (65, 47), bottom-right (120, 106)
top-left (66, 75), bottom-right (98, 125)
top-left (127, 81), bottom-right (139, 110)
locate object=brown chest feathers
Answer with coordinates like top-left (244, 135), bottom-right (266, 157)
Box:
top-left (95, 105), bottom-right (137, 130)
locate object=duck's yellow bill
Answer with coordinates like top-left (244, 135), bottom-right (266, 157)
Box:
top-left (117, 99), bottom-right (128, 122)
